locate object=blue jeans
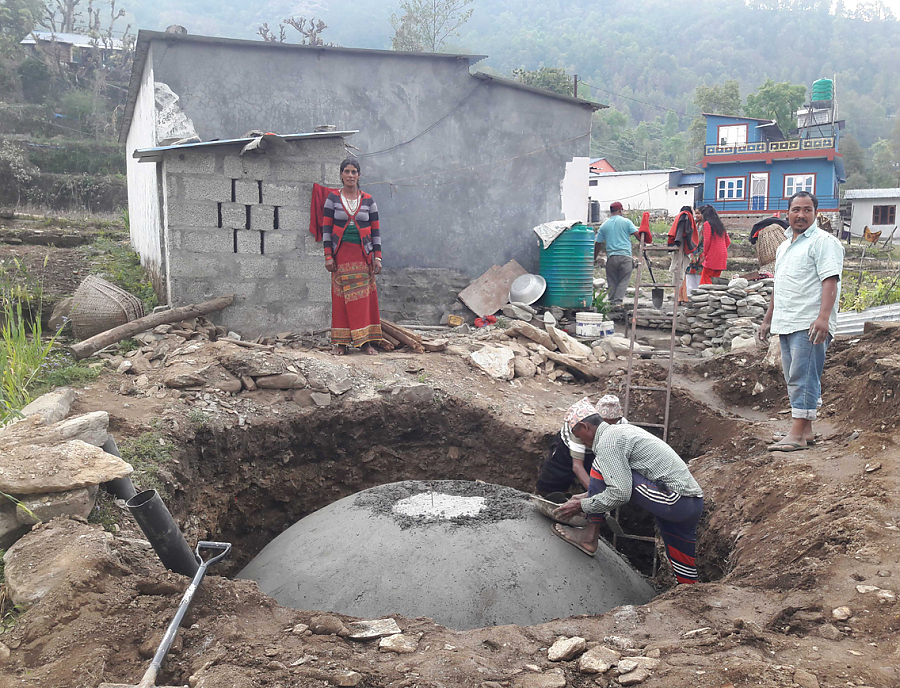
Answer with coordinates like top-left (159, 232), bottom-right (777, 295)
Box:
top-left (780, 330), bottom-right (830, 420)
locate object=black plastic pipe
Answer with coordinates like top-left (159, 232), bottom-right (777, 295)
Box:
top-left (101, 435), bottom-right (137, 501)
top-left (126, 489), bottom-right (199, 577)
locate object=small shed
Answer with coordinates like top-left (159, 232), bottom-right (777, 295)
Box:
top-left (21, 31), bottom-right (124, 64)
top-left (132, 132), bottom-right (352, 333)
top-left (844, 188), bottom-right (900, 239)
top-left (588, 168), bottom-right (684, 216)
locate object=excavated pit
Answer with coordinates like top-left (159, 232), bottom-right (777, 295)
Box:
top-left (167, 390), bottom-right (739, 626)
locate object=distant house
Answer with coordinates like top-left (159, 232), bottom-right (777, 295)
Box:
top-left (843, 188), bottom-right (900, 239)
top-left (588, 168), bottom-right (702, 216)
top-left (590, 157), bottom-right (616, 174)
top-left (698, 110), bottom-right (846, 215)
top-left (21, 31), bottom-right (125, 65)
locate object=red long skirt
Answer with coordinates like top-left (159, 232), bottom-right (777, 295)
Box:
top-left (699, 267), bottom-right (721, 285)
top-left (331, 242), bottom-right (383, 348)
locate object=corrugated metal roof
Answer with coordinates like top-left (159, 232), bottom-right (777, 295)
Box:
top-left (844, 188), bottom-right (900, 200)
top-left (678, 173), bottom-right (705, 185)
top-left (21, 31), bottom-right (124, 50)
top-left (836, 303), bottom-right (900, 336)
top-left (132, 131), bottom-right (357, 162)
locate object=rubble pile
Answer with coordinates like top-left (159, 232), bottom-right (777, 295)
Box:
top-left (682, 278), bottom-right (773, 354)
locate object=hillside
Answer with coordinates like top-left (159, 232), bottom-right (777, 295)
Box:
top-left (121, 0), bottom-right (900, 175)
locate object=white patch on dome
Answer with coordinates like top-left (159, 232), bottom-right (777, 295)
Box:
top-left (392, 492), bottom-right (486, 519)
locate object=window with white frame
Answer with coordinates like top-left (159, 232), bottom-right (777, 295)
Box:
top-left (784, 174), bottom-right (815, 197)
top-left (718, 125), bottom-right (747, 146)
top-left (717, 177), bottom-right (745, 200)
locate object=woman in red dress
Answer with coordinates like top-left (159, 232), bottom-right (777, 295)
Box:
top-left (698, 205), bottom-right (731, 285)
top-left (322, 159), bottom-right (383, 355)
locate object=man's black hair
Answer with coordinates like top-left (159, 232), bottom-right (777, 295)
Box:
top-left (579, 414), bottom-right (602, 427)
top-left (788, 190), bottom-right (818, 211)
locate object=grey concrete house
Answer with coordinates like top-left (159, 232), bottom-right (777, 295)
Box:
top-left (121, 30), bottom-right (599, 334)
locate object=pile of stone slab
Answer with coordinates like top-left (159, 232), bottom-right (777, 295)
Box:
top-left (682, 277), bottom-right (773, 354)
top-left (0, 388), bottom-right (133, 549)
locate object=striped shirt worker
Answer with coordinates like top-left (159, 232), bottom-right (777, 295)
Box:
top-left (581, 423), bottom-right (703, 516)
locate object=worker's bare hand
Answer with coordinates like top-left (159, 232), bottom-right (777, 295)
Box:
top-left (808, 316), bottom-right (829, 345)
top-left (325, 258), bottom-right (336, 273)
top-left (758, 319), bottom-right (771, 342)
top-left (553, 497), bottom-right (583, 520)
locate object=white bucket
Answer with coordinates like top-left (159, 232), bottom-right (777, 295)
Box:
top-left (576, 313), bottom-right (615, 337)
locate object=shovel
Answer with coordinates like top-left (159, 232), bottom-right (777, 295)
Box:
top-left (642, 249), bottom-right (665, 309)
top-left (99, 541), bottom-right (232, 688)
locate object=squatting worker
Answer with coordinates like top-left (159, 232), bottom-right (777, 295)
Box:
top-left (535, 396), bottom-right (628, 497)
top-left (759, 191), bottom-right (844, 452)
top-left (552, 414), bottom-right (704, 584)
top-left (323, 158), bottom-right (383, 356)
top-left (595, 202), bottom-right (640, 304)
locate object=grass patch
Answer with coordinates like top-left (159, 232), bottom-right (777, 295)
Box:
top-left (88, 491), bottom-right (122, 533)
top-left (119, 430), bottom-right (175, 499)
top-left (84, 236), bottom-right (157, 311)
top-left (840, 269), bottom-right (900, 312)
top-left (31, 349), bottom-right (102, 397)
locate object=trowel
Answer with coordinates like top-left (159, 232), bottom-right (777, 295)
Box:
top-left (642, 250), bottom-right (665, 309)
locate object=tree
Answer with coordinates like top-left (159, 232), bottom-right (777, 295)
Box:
top-left (744, 79), bottom-right (806, 135)
top-left (840, 133), bottom-right (866, 178)
top-left (0, 0), bottom-right (43, 40)
top-left (689, 80), bottom-right (741, 159)
top-left (390, 0), bottom-right (473, 53)
top-left (511, 67), bottom-right (572, 96)
top-left (258, 16), bottom-right (330, 46)
top-left (39, 0), bottom-right (82, 33)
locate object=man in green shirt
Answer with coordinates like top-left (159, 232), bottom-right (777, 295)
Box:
top-left (595, 201), bottom-right (639, 304)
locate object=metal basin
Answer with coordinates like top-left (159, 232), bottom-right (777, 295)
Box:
top-left (508, 274), bottom-right (547, 306)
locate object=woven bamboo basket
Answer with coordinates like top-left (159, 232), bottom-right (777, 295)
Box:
top-left (70, 276), bottom-right (145, 340)
top-left (756, 224), bottom-right (785, 267)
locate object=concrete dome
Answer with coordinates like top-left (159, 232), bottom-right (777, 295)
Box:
top-left (238, 481), bottom-right (656, 630)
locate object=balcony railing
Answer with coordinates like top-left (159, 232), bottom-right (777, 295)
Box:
top-left (705, 194), bottom-right (839, 213)
top-left (704, 137), bottom-right (835, 156)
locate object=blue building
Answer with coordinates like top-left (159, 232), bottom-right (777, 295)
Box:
top-left (699, 109), bottom-right (845, 215)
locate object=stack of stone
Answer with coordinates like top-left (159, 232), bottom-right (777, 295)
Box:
top-left (682, 277), bottom-right (773, 353)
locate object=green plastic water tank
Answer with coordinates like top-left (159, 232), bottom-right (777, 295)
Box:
top-left (811, 78), bottom-right (834, 101)
top-left (538, 223), bottom-right (594, 309)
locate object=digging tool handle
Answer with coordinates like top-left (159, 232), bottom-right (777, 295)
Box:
top-left (642, 249), bottom-right (658, 285)
top-left (139, 542), bottom-right (231, 688)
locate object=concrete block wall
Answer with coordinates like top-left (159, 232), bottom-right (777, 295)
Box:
top-left (163, 136), bottom-right (345, 334)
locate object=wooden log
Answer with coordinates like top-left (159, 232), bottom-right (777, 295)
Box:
top-left (223, 338), bottom-right (275, 351)
top-left (374, 338), bottom-right (396, 351)
top-left (381, 320), bottom-right (424, 353)
top-left (70, 295), bottom-right (234, 359)
top-left (382, 319), bottom-right (423, 343)
top-left (381, 332), bottom-right (401, 347)
top-left (421, 338), bottom-right (448, 352)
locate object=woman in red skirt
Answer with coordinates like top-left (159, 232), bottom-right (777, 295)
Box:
top-left (698, 205), bottom-right (731, 285)
top-left (322, 158), bottom-right (383, 355)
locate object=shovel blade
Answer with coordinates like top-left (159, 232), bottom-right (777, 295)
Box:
top-left (652, 288), bottom-right (664, 309)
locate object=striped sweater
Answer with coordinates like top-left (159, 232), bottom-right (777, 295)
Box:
top-left (322, 190), bottom-right (382, 263)
top-left (581, 423), bottom-right (703, 515)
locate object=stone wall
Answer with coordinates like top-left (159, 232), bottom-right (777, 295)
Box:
top-left (681, 278), bottom-right (773, 353)
top-left (163, 136), bottom-right (345, 334)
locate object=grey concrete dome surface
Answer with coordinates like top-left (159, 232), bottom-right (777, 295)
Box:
top-left (238, 481), bottom-right (656, 630)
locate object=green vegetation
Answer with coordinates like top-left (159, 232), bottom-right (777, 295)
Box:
top-left (86, 236), bottom-right (158, 310)
top-left (119, 430), bottom-right (175, 498)
top-left (512, 67), bottom-right (573, 96)
top-left (31, 349), bottom-right (101, 396)
top-left (840, 269), bottom-right (900, 312)
top-left (592, 288), bottom-right (611, 317)
top-left (88, 491), bottom-right (121, 532)
top-left (0, 298), bottom-right (56, 424)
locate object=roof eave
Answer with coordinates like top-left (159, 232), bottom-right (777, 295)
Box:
top-left (132, 130), bottom-right (359, 162)
top-left (472, 72), bottom-right (604, 109)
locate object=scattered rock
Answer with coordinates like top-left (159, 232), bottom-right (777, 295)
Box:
top-left (19, 387), bottom-right (76, 424)
top-left (856, 585), bottom-right (880, 594)
top-left (502, 303), bottom-right (533, 322)
top-left (548, 635), bottom-right (586, 661)
top-left (292, 390), bottom-right (316, 407)
top-left (116, 360), bottom-right (133, 374)
top-left (255, 373), bottom-right (308, 389)
top-left (547, 325), bottom-right (592, 357)
top-left (752, 381), bottom-right (765, 396)
top-left (618, 667), bottom-right (651, 685)
top-left (0, 641), bottom-right (9, 665)
top-left (577, 645), bottom-right (620, 674)
top-left (398, 385), bottom-right (434, 404)
top-left (309, 615), bottom-right (349, 636)
top-left (832, 606), bottom-right (852, 621)
top-left (469, 346), bottom-right (515, 380)
top-left (0, 440), bottom-right (132, 495)
top-left (15, 485), bottom-right (97, 525)
top-left (345, 618), bottom-right (401, 639)
top-left (327, 377), bottom-right (353, 395)
top-left (291, 623), bottom-right (309, 635)
top-left (603, 636), bottom-right (634, 651)
top-left (513, 669), bottom-right (567, 688)
top-left (378, 633), bottom-right (419, 653)
top-left (3, 519), bottom-right (113, 608)
top-left (815, 623), bottom-right (842, 640)
top-left (329, 670), bottom-right (363, 686)
top-left (241, 375), bottom-right (257, 391)
top-left (507, 320), bottom-right (556, 350)
top-left (311, 392), bottom-right (332, 406)
top-left (793, 668), bottom-right (820, 688)
top-left (164, 371), bottom-right (208, 388)
top-left (0, 501), bottom-right (30, 549)
top-left (514, 357), bottom-right (537, 378)
top-left (219, 348), bottom-right (288, 377)
top-left (48, 297), bottom-right (74, 331)
top-left (876, 589), bottom-right (896, 604)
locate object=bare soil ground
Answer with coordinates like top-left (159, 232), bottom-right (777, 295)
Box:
top-left (1, 233), bottom-right (900, 688)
